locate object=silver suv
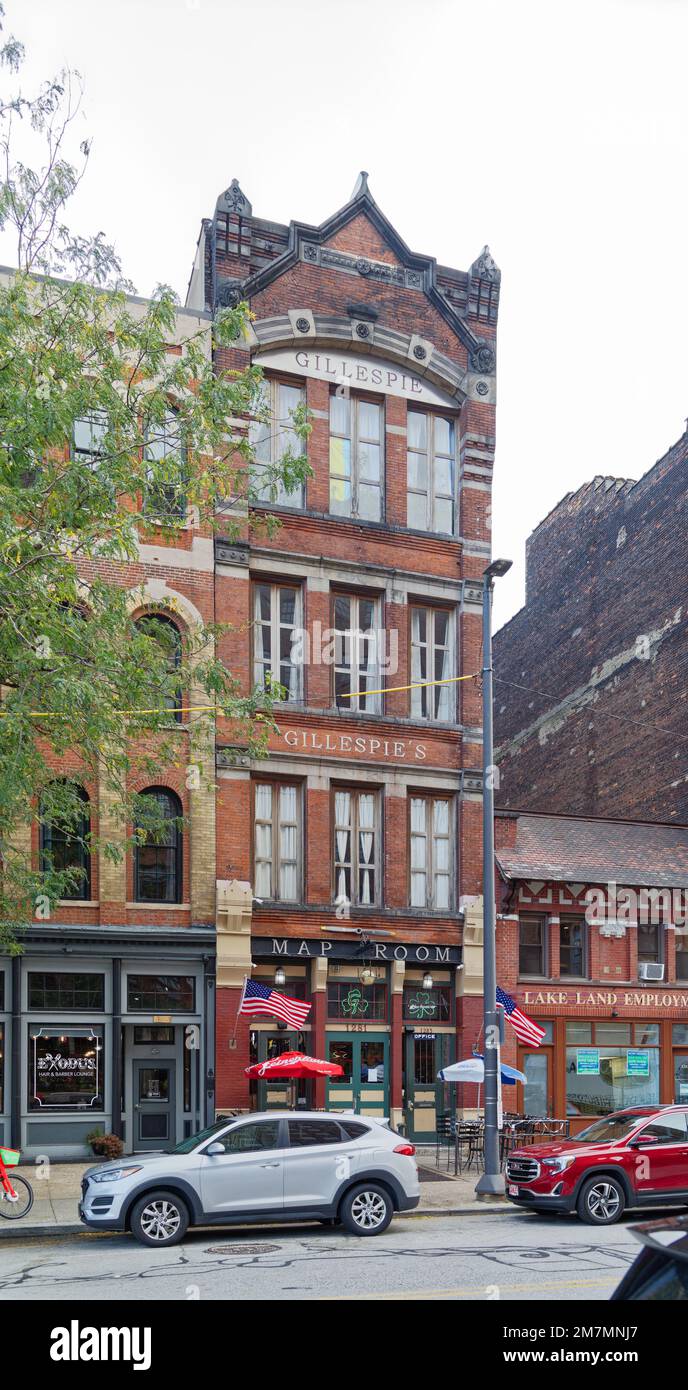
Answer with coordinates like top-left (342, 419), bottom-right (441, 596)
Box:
top-left (79, 1111), bottom-right (420, 1246)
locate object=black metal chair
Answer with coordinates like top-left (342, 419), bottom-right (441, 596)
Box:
top-left (435, 1112), bottom-right (457, 1170)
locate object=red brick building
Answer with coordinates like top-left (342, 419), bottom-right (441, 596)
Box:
top-left (493, 428), bottom-right (688, 822)
top-left (495, 809), bottom-right (688, 1132)
top-left (184, 173), bottom-right (501, 1138)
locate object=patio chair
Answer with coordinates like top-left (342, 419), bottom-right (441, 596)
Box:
top-left (435, 1113), bottom-right (457, 1170)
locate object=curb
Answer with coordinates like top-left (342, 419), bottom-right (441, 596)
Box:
top-left (1, 1203), bottom-right (513, 1241)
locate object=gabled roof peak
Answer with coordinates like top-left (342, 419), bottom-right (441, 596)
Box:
top-left (350, 170), bottom-right (370, 200)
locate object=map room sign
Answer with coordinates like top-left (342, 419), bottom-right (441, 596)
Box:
top-left (253, 936), bottom-right (461, 965)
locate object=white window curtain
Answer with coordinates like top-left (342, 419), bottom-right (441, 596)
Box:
top-left (254, 784), bottom-right (273, 897)
top-left (358, 793), bottom-right (375, 905)
top-left (279, 785), bottom-right (298, 901)
top-left (432, 799), bottom-right (451, 910)
top-left (334, 791), bottom-right (351, 901)
top-left (410, 797), bottom-right (427, 907)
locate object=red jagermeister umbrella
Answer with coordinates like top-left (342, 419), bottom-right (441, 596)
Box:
top-left (245, 1051), bottom-right (344, 1080)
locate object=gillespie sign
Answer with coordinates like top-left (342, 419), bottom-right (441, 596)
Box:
top-left (254, 348), bottom-right (458, 407)
top-left (281, 727), bottom-right (428, 761)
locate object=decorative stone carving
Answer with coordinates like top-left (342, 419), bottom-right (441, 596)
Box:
top-left (470, 244), bottom-right (500, 282)
top-left (215, 540), bottom-right (250, 567)
top-left (302, 241), bottom-right (319, 263)
top-left (470, 341), bottom-right (496, 374)
top-left (296, 317), bottom-right (310, 333)
top-left (355, 321), bottom-right (371, 339)
top-left (217, 279), bottom-right (244, 308)
top-left (216, 745), bottom-right (252, 769)
top-left (221, 179), bottom-right (252, 217)
top-left (461, 769), bottom-right (484, 796)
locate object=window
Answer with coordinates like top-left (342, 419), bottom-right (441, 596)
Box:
top-left (212, 1120), bottom-right (281, 1154)
top-left (403, 983), bottom-right (452, 1023)
top-left (72, 410), bottom-right (107, 466)
top-left (339, 1120), bottom-right (369, 1140)
top-left (565, 1021), bottom-right (660, 1117)
top-left (560, 918), bottom-right (588, 978)
top-left (327, 980), bottom-right (387, 1020)
top-left (407, 410), bottom-right (455, 534)
top-left (253, 783), bottom-right (300, 901)
top-left (410, 607), bottom-right (454, 721)
top-left (29, 1027), bottom-right (104, 1111)
top-left (252, 583), bottom-right (302, 700)
top-left (134, 787), bottom-right (182, 903)
top-left (288, 1119), bottom-right (343, 1147)
top-left (636, 1114), bottom-right (688, 1144)
top-left (28, 973), bottom-right (104, 1010)
top-left (519, 916), bottom-right (547, 976)
top-left (250, 379), bottom-right (305, 507)
top-left (144, 408), bottom-right (187, 520)
top-left (677, 937), bottom-right (688, 982)
top-left (409, 796), bottom-right (453, 910)
top-left (134, 614), bottom-right (183, 722)
top-left (333, 593), bottom-right (381, 712)
top-left (329, 394), bottom-right (382, 520)
top-left (133, 1026), bottom-right (175, 1044)
top-left (333, 789), bottom-right (378, 906)
top-left (126, 975), bottom-right (195, 1012)
top-left (0, 1022), bottom-right (3, 1112)
top-left (638, 922), bottom-right (662, 964)
top-left (39, 782), bottom-right (91, 901)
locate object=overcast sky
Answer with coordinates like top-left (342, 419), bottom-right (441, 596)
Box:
top-left (7, 0), bottom-right (687, 629)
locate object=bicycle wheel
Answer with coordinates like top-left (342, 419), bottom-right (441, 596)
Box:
top-left (0, 1176), bottom-right (34, 1219)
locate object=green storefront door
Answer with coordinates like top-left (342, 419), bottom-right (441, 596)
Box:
top-left (325, 1034), bottom-right (390, 1117)
top-left (403, 1031), bottom-right (456, 1140)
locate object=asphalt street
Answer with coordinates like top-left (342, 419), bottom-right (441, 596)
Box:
top-left (0, 1210), bottom-right (645, 1301)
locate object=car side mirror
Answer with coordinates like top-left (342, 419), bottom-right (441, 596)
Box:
top-left (205, 1142), bottom-right (226, 1156)
top-left (630, 1134), bottom-right (660, 1148)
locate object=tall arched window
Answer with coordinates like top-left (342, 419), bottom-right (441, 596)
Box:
top-left (134, 613), bottom-right (183, 722)
top-left (40, 782), bottom-right (91, 900)
top-left (134, 787), bottom-right (183, 903)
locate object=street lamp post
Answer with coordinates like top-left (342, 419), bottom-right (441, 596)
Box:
top-left (476, 557), bottom-right (512, 1199)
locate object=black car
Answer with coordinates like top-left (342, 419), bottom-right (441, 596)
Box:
top-left (612, 1215), bottom-right (688, 1300)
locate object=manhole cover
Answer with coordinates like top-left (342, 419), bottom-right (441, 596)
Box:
top-left (204, 1242), bottom-right (281, 1256)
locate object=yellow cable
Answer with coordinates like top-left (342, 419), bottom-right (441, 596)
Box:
top-left (0, 672), bottom-right (479, 719)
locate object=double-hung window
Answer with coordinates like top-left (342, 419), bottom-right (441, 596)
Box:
top-left (560, 918), bottom-right (588, 978)
top-left (410, 606), bottom-right (455, 721)
top-left (334, 789), bottom-right (378, 907)
top-left (333, 593), bottom-right (380, 713)
top-left (253, 582), bottom-right (302, 701)
top-left (254, 783), bottom-right (300, 902)
top-left (409, 795), bottom-right (453, 911)
top-left (251, 379), bottom-right (305, 507)
top-left (519, 915), bottom-right (547, 976)
top-left (144, 408), bottom-right (187, 520)
top-left (72, 410), bottom-right (108, 467)
top-left (329, 395), bottom-right (383, 520)
top-left (407, 410), bottom-right (455, 534)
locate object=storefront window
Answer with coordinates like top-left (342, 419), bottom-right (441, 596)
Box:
top-left (28, 1027), bottom-right (104, 1110)
top-left (673, 1025), bottom-right (688, 1045)
top-left (28, 973), bottom-right (104, 1011)
top-left (327, 981), bottom-right (387, 1021)
top-left (127, 975), bottom-right (194, 1012)
top-left (402, 984), bottom-right (451, 1023)
top-left (0, 1023), bottom-right (4, 1111)
top-left (523, 1052), bottom-right (549, 1117)
top-left (566, 1022), bottom-right (592, 1044)
top-left (566, 1024), bottom-right (659, 1117)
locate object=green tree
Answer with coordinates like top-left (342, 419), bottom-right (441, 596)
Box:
top-left (0, 9), bottom-right (310, 943)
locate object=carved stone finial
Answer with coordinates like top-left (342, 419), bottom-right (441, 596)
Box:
top-left (470, 244), bottom-right (500, 282)
top-left (351, 170), bottom-right (370, 200)
top-left (217, 178), bottom-right (252, 217)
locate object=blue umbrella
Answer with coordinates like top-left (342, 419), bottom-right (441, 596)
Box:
top-left (437, 1055), bottom-right (527, 1085)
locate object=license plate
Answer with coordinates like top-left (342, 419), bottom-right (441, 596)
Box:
top-left (508, 1184), bottom-right (519, 1196)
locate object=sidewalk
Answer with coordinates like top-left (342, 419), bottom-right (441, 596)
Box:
top-left (0, 1160), bottom-right (510, 1241)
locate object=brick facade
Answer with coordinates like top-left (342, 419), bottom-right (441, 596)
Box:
top-left (493, 430), bottom-right (688, 822)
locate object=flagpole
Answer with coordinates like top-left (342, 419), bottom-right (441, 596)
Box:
top-left (233, 976), bottom-right (248, 1044)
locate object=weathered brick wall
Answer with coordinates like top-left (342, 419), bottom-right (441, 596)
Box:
top-left (494, 431), bottom-right (688, 821)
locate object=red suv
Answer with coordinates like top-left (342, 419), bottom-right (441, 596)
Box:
top-left (506, 1106), bottom-right (688, 1225)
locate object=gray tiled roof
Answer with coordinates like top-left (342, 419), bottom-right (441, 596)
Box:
top-left (497, 813), bottom-right (688, 888)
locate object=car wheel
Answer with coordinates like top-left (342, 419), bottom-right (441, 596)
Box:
top-left (339, 1183), bottom-right (393, 1237)
top-left (577, 1175), bottom-right (625, 1225)
top-left (130, 1190), bottom-right (190, 1247)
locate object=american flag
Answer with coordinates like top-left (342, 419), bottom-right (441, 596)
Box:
top-left (238, 977), bottom-right (312, 1030)
top-left (496, 987), bottom-right (546, 1047)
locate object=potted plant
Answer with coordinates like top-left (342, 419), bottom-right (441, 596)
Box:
top-left (86, 1129), bottom-right (124, 1160)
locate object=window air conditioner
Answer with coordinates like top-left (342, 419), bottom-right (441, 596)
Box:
top-left (638, 962), bottom-right (665, 982)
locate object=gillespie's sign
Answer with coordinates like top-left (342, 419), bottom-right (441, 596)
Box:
top-left (280, 727), bottom-right (428, 761)
top-left (254, 348), bottom-right (458, 408)
top-left (523, 988), bottom-right (688, 1009)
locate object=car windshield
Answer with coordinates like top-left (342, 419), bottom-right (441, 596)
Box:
top-left (171, 1120), bottom-right (232, 1154)
top-left (573, 1114), bottom-right (643, 1144)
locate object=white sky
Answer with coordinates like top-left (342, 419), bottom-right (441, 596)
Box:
top-left (8, 0), bottom-right (688, 628)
